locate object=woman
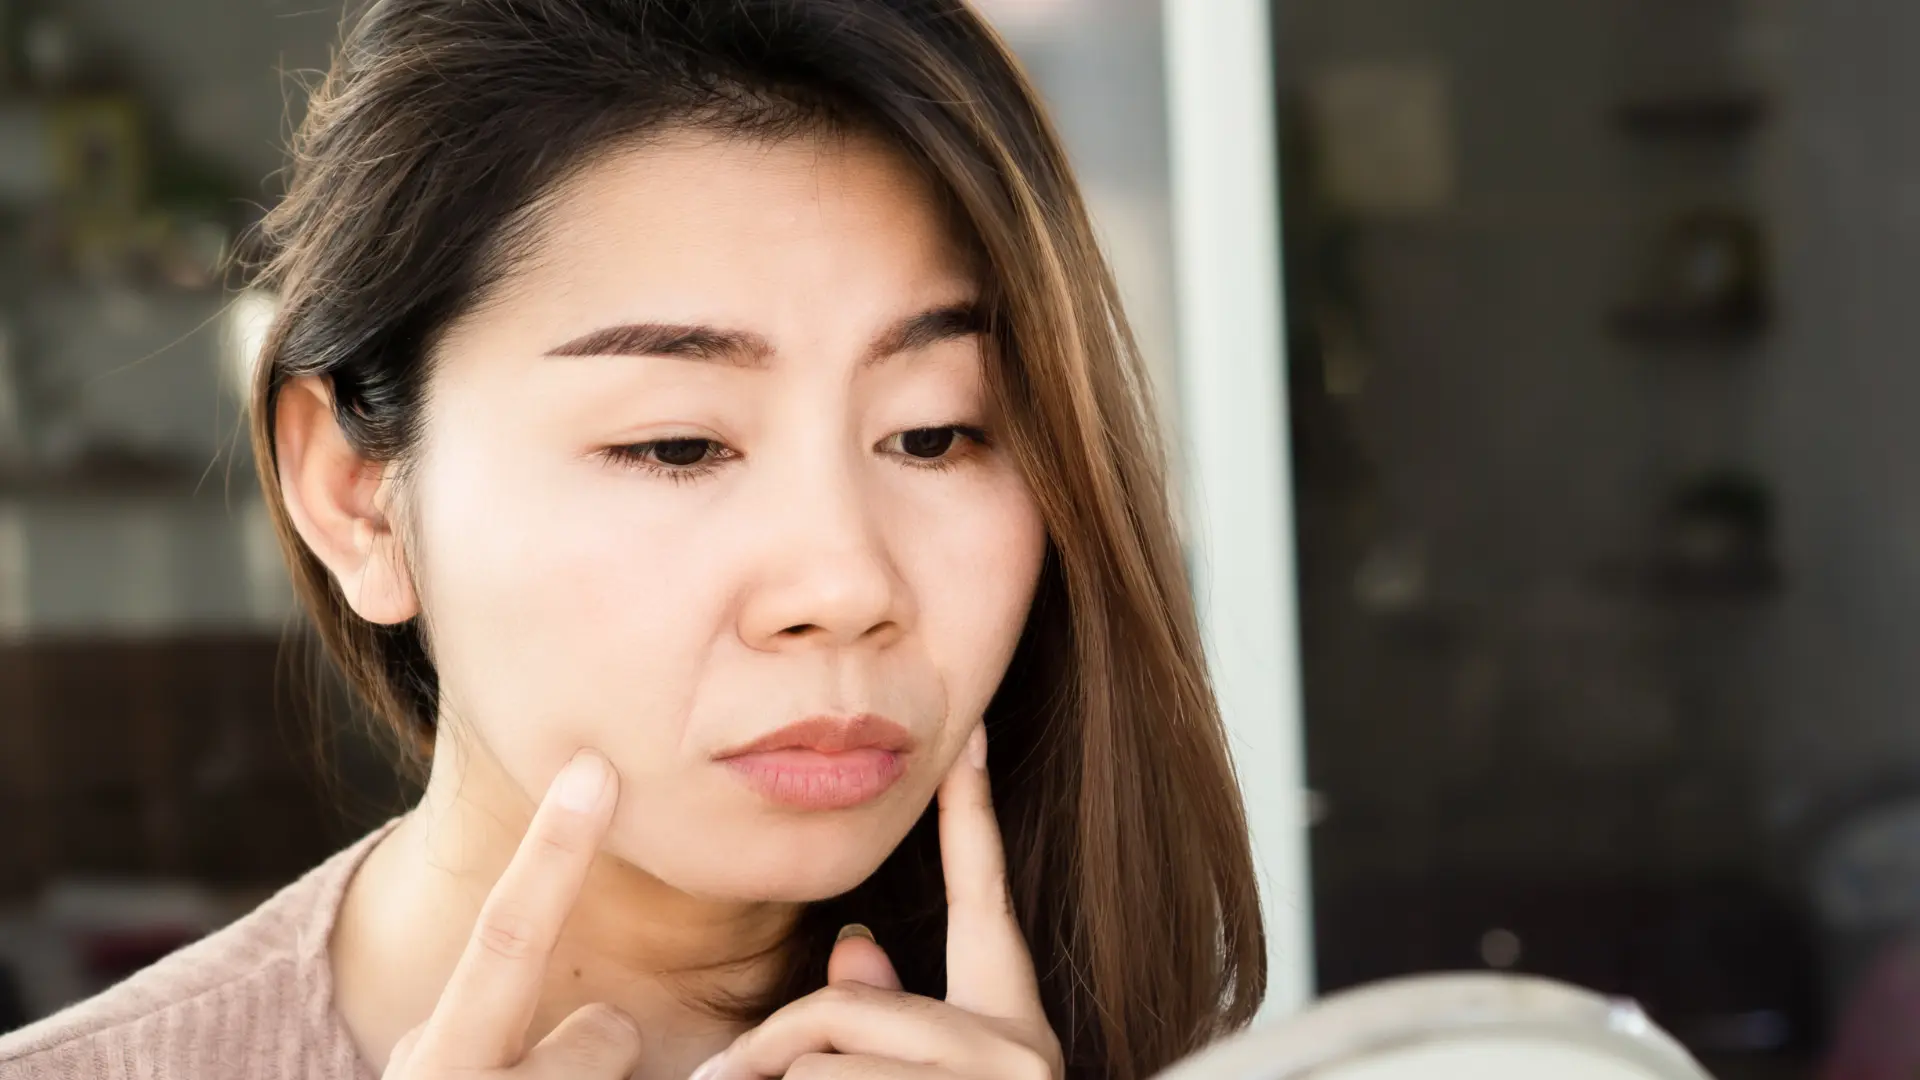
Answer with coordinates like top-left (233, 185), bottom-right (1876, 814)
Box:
top-left (0, 1), bottom-right (1264, 1078)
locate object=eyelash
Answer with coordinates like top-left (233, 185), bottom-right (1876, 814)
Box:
top-left (601, 425), bottom-right (992, 484)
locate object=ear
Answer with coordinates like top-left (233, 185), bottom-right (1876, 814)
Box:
top-left (274, 375), bottom-right (420, 625)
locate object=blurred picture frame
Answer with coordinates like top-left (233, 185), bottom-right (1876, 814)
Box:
top-left (46, 97), bottom-right (146, 277)
top-left (50, 97), bottom-right (143, 212)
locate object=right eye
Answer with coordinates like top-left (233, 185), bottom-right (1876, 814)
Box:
top-left (601, 437), bottom-right (735, 481)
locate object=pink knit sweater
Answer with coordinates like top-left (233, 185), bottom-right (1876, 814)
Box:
top-left (0, 825), bottom-right (393, 1080)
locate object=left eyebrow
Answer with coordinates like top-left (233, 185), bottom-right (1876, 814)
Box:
top-left (861, 301), bottom-right (985, 367)
top-left (540, 301), bottom-right (984, 368)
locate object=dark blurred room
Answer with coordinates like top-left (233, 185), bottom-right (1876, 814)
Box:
top-left (1282, 2), bottom-right (1916, 1077)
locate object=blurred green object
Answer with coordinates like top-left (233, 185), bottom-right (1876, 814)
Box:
top-left (0, 0), bottom-right (250, 288)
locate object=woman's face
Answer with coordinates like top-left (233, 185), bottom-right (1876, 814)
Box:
top-left (408, 131), bottom-right (1047, 901)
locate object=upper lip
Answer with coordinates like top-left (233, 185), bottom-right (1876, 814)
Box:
top-left (715, 714), bottom-right (914, 757)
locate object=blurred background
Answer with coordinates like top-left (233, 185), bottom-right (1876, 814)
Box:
top-left (0, 0), bottom-right (1912, 1077)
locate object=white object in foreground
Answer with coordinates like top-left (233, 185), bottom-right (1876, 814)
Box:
top-left (1153, 974), bottom-right (1713, 1080)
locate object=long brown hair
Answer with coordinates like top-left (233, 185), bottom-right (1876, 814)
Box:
top-left (246, 2), bottom-right (1265, 1076)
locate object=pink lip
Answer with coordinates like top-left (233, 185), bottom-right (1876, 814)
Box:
top-left (715, 715), bottom-right (913, 811)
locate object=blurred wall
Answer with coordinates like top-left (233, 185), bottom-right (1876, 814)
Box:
top-left (1280, 0), bottom-right (1780, 887)
top-left (48, 0), bottom-right (334, 186)
top-left (1754, 0), bottom-right (1920, 834)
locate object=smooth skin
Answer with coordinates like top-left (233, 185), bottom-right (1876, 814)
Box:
top-left (382, 727), bottom-right (1061, 1080)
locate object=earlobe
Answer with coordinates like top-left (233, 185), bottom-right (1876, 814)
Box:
top-left (275, 375), bottom-right (421, 625)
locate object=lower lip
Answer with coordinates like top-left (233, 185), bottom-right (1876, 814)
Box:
top-left (720, 748), bottom-right (906, 810)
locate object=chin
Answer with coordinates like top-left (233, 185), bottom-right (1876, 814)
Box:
top-left (612, 807), bottom-right (918, 902)
top-left (734, 856), bottom-right (890, 902)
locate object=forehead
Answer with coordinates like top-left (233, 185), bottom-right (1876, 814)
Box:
top-left (497, 128), bottom-right (977, 317)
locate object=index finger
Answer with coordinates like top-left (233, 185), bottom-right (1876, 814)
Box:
top-left (413, 749), bottom-right (617, 1068)
top-left (939, 722), bottom-right (1045, 1021)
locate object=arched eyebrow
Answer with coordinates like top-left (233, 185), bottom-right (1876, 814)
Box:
top-left (541, 300), bottom-right (983, 369)
top-left (542, 322), bottom-right (773, 367)
top-left (859, 301), bottom-right (984, 366)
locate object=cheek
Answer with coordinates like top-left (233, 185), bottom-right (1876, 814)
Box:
top-left (903, 475), bottom-right (1048, 725)
top-left (407, 441), bottom-right (720, 785)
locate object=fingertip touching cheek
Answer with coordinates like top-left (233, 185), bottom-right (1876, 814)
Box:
top-left (402, 130), bottom-right (1048, 901)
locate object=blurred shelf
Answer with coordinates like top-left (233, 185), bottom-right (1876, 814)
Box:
top-left (0, 481), bottom-right (205, 501)
top-left (1587, 556), bottom-right (1783, 606)
top-left (1609, 301), bottom-right (1769, 348)
top-left (0, 462), bottom-right (234, 501)
top-left (1613, 92), bottom-right (1770, 140)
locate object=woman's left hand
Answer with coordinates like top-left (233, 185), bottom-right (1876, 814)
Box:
top-left (692, 724), bottom-right (1065, 1080)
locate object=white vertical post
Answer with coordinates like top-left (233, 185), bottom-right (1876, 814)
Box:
top-left (1162, 0), bottom-right (1315, 1019)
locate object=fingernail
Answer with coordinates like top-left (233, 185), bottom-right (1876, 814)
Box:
top-left (689, 1051), bottom-right (727, 1080)
top-left (836, 922), bottom-right (874, 944)
top-left (554, 750), bottom-right (609, 814)
top-left (966, 724), bottom-right (988, 769)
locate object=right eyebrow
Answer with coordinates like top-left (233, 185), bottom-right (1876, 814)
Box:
top-left (542, 322), bottom-right (775, 369)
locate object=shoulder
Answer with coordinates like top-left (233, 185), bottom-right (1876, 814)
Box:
top-left (0, 823), bottom-right (395, 1080)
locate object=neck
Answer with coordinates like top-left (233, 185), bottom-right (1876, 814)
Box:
top-left (331, 734), bottom-right (802, 1080)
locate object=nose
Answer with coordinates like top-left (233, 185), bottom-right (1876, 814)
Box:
top-left (737, 453), bottom-right (909, 651)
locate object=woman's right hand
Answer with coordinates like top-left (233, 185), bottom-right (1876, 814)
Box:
top-left (382, 749), bottom-right (644, 1080)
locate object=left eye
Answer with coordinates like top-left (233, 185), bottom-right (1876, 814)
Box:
top-left (881, 425), bottom-right (986, 463)
top-left (900, 427), bottom-right (957, 458)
